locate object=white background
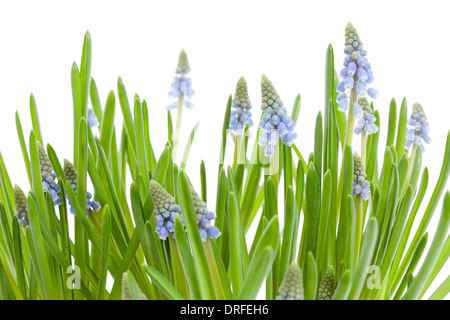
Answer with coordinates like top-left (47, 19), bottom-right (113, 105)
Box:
top-left (0, 0), bottom-right (448, 299)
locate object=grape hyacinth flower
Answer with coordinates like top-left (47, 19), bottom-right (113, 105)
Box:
top-left (353, 152), bottom-right (370, 200)
top-left (258, 75), bottom-right (297, 157)
top-left (336, 22), bottom-right (378, 113)
top-left (405, 103), bottom-right (431, 152)
top-left (149, 180), bottom-right (184, 240)
top-left (188, 184), bottom-right (221, 242)
top-left (354, 97), bottom-right (378, 135)
top-left (37, 142), bottom-right (61, 205)
top-left (64, 159), bottom-right (101, 216)
top-left (167, 49), bottom-right (195, 110)
top-left (87, 108), bottom-right (99, 128)
top-left (276, 263), bottom-right (304, 300)
top-left (13, 185), bottom-right (29, 227)
top-left (229, 77), bottom-right (253, 135)
top-left (318, 266), bottom-right (336, 300)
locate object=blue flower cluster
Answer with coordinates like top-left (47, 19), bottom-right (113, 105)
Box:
top-left (258, 75), bottom-right (297, 157)
top-left (337, 23), bottom-right (378, 112)
top-left (353, 152), bottom-right (370, 200)
top-left (189, 185), bottom-right (221, 242)
top-left (64, 159), bottom-right (101, 216)
top-left (405, 103), bottom-right (431, 152)
top-left (88, 108), bottom-right (99, 128)
top-left (354, 97), bottom-right (378, 135)
top-left (229, 77), bottom-right (253, 135)
top-left (276, 263), bottom-right (304, 300)
top-left (37, 142), bottom-right (61, 205)
top-left (13, 185), bottom-right (29, 227)
top-left (149, 180), bottom-right (184, 240)
top-left (167, 49), bottom-right (195, 110)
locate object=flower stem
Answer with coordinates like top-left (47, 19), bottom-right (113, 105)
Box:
top-left (337, 86), bottom-right (358, 211)
top-left (361, 131), bottom-right (367, 167)
top-left (344, 86), bottom-right (358, 148)
top-left (233, 134), bottom-right (244, 170)
top-left (204, 240), bottom-right (226, 300)
top-left (173, 92), bottom-right (184, 161)
top-left (269, 141), bottom-right (280, 189)
top-left (355, 195), bottom-right (363, 266)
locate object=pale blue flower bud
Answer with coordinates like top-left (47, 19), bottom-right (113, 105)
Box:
top-left (229, 77), bottom-right (253, 135)
top-left (405, 103), bottom-right (431, 152)
top-left (353, 153), bottom-right (370, 200)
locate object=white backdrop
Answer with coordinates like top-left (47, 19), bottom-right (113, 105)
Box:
top-left (0, 0), bottom-right (448, 299)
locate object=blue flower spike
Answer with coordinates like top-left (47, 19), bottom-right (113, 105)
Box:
top-left (87, 108), bottom-right (99, 128)
top-left (405, 103), bottom-right (431, 152)
top-left (276, 263), bottom-right (304, 300)
top-left (64, 159), bottom-right (101, 216)
top-left (167, 49), bottom-right (195, 110)
top-left (37, 142), bottom-right (61, 205)
top-left (188, 184), bottom-right (221, 242)
top-left (258, 75), bottom-right (297, 157)
top-left (229, 77), bottom-right (253, 135)
top-left (354, 97), bottom-right (378, 135)
top-left (149, 180), bottom-right (184, 240)
top-left (13, 185), bottom-right (29, 227)
top-left (353, 152), bottom-right (370, 200)
top-left (337, 22), bottom-right (378, 112)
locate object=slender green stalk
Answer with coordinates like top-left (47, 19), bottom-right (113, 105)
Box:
top-left (172, 92), bottom-right (184, 160)
top-left (355, 195), bottom-right (363, 266)
top-left (203, 240), bottom-right (226, 300)
top-left (344, 86), bottom-right (357, 148)
top-left (361, 131), bottom-right (367, 166)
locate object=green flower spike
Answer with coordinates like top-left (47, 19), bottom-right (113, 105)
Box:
top-left (13, 185), bottom-right (29, 227)
top-left (64, 159), bottom-right (78, 192)
top-left (276, 263), bottom-right (304, 300)
top-left (229, 77), bottom-right (253, 135)
top-left (64, 159), bottom-right (101, 215)
top-left (149, 180), bottom-right (184, 240)
top-left (318, 266), bottom-right (336, 300)
top-left (176, 49), bottom-right (191, 75)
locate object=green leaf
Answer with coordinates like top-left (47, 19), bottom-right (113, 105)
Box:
top-left (238, 216), bottom-right (279, 300)
top-left (27, 193), bottom-right (57, 299)
top-left (98, 205), bottom-right (112, 300)
top-left (386, 98), bottom-right (397, 147)
top-left (218, 95), bottom-right (232, 175)
top-left (395, 98), bottom-right (407, 162)
top-left (89, 77), bottom-right (103, 124)
top-left (302, 162), bottom-right (320, 266)
top-left (144, 266), bottom-right (184, 300)
top-left (180, 122), bottom-right (199, 170)
top-left (403, 191), bottom-right (450, 300)
top-left (99, 90), bottom-right (116, 157)
top-left (291, 94), bottom-right (301, 124)
top-left (348, 217), bottom-right (378, 299)
top-left (278, 186), bottom-right (295, 284)
top-left (174, 215), bottom-right (201, 300)
top-left (304, 252), bottom-right (318, 300)
top-left (332, 270), bottom-right (352, 300)
top-left (228, 191), bottom-right (248, 297)
top-left (177, 170), bottom-right (216, 299)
